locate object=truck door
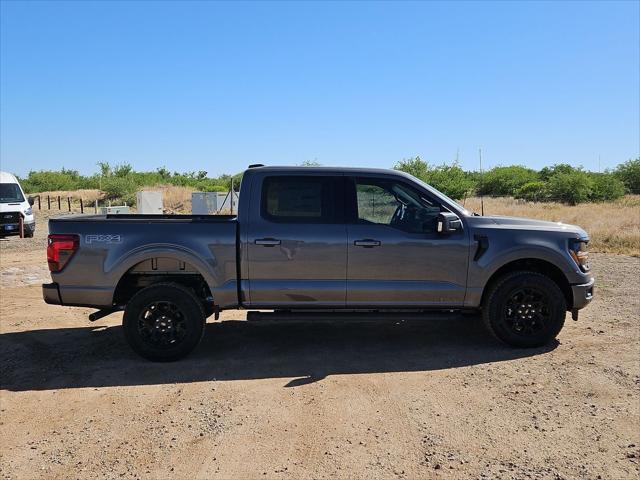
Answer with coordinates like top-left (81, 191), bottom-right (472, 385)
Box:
top-left (345, 176), bottom-right (469, 307)
top-left (246, 174), bottom-right (347, 307)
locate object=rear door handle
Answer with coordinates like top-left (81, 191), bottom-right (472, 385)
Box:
top-left (255, 238), bottom-right (281, 247)
top-left (354, 239), bottom-right (381, 248)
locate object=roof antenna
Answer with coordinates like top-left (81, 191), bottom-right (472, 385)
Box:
top-left (479, 148), bottom-right (485, 216)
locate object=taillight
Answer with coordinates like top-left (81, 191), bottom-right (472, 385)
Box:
top-left (47, 234), bottom-right (79, 272)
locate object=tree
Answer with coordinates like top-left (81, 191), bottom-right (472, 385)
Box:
top-left (97, 161), bottom-right (111, 177)
top-left (113, 163), bottom-right (133, 177)
top-left (589, 173), bottom-right (626, 201)
top-left (300, 159), bottom-right (322, 167)
top-left (614, 158), bottom-right (640, 194)
top-left (539, 163), bottom-right (576, 181)
top-left (394, 157), bottom-right (474, 200)
top-left (394, 156), bottom-right (429, 180)
top-left (478, 166), bottom-right (539, 196)
top-left (515, 181), bottom-right (548, 202)
top-left (547, 171), bottom-right (593, 205)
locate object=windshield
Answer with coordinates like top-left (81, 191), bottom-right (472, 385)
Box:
top-left (408, 176), bottom-right (471, 216)
top-left (0, 183), bottom-right (25, 203)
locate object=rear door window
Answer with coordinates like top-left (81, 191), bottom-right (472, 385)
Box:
top-left (261, 176), bottom-right (341, 223)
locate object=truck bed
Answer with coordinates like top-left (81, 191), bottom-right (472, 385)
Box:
top-left (50, 214), bottom-right (237, 222)
top-left (47, 214), bottom-right (240, 309)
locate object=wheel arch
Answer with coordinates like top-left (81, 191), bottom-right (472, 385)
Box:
top-left (112, 255), bottom-right (214, 307)
top-left (480, 258), bottom-right (573, 310)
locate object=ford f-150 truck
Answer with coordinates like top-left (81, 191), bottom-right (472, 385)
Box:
top-left (42, 166), bottom-right (594, 361)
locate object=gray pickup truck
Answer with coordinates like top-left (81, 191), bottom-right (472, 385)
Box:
top-left (43, 165), bottom-right (594, 361)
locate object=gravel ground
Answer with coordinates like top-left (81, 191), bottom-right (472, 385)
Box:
top-left (0, 218), bottom-right (639, 479)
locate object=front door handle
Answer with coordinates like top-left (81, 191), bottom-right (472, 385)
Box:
top-left (354, 239), bottom-right (381, 248)
top-left (255, 238), bottom-right (281, 247)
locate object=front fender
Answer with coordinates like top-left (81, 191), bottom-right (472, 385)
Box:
top-left (474, 244), bottom-right (579, 288)
top-left (463, 231), bottom-right (590, 308)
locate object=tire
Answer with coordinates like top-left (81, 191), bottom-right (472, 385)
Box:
top-left (482, 271), bottom-right (566, 348)
top-left (123, 283), bottom-right (206, 361)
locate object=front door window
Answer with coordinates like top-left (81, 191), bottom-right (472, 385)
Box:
top-left (355, 179), bottom-right (441, 233)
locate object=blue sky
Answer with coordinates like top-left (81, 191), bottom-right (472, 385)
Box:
top-left (1, 1), bottom-right (638, 177)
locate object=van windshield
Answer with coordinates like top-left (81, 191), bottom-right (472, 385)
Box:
top-left (0, 183), bottom-right (25, 203)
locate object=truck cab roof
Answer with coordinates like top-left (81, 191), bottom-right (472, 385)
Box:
top-left (0, 171), bottom-right (21, 184)
top-left (245, 165), bottom-right (413, 177)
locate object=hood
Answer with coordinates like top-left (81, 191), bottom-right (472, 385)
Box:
top-left (476, 215), bottom-right (589, 239)
top-left (0, 201), bottom-right (29, 212)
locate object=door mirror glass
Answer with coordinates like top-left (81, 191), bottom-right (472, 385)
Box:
top-left (437, 212), bottom-right (462, 234)
top-left (28, 196), bottom-right (35, 206)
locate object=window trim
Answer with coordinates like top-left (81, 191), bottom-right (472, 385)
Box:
top-left (259, 175), bottom-right (345, 224)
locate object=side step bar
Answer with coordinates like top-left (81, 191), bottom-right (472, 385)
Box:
top-left (88, 307), bottom-right (124, 322)
top-left (246, 310), bottom-right (466, 322)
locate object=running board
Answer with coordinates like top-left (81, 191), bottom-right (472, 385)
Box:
top-left (88, 307), bottom-right (124, 322)
top-left (246, 310), bottom-right (465, 322)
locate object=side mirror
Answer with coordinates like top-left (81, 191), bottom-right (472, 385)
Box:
top-left (28, 196), bottom-right (35, 206)
top-left (437, 212), bottom-right (462, 234)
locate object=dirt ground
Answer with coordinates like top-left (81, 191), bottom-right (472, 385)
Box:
top-left (1, 214), bottom-right (639, 479)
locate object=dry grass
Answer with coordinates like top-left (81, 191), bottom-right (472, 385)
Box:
top-left (145, 185), bottom-right (196, 213)
top-left (34, 186), bottom-right (198, 212)
top-left (463, 195), bottom-right (640, 256)
top-left (35, 189), bottom-right (103, 203)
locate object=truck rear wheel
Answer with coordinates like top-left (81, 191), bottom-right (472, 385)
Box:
top-left (123, 283), bottom-right (205, 361)
top-left (482, 271), bottom-right (566, 348)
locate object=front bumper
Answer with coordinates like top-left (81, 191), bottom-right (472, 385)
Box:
top-left (571, 277), bottom-right (595, 310)
top-left (43, 283), bottom-right (62, 305)
top-left (0, 221), bottom-right (35, 235)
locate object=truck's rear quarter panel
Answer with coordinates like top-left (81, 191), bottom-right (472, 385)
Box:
top-left (48, 215), bottom-right (238, 308)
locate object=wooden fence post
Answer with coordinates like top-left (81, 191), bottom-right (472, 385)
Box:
top-left (67, 197), bottom-right (71, 212)
top-left (80, 198), bottom-right (84, 213)
top-left (47, 195), bottom-right (51, 210)
top-left (57, 196), bottom-right (61, 209)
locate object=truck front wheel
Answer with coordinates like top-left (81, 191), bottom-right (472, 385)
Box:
top-left (123, 283), bottom-right (206, 361)
top-left (482, 271), bottom-right (566, 348)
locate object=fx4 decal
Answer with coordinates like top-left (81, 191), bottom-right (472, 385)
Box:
top-left (85, 234), bottom-right (122, 244)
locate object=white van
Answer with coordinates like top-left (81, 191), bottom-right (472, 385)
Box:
top-left (0, 171), bottom-right (35, 237)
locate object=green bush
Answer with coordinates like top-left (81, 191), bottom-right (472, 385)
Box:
top-left (423, 164), bottom-right (475, 200)
top-left (394, 157), bottom-right (475, 200)
top-left (20, 169), bottom-right (81, 192)
top-left (101, 176), bottom-right (137, 201)
top-left (394, 157), bottom-right (430, 180)
top-left (614, 158), bottom-right (640, 194)
top-left (16, 158), bottom-right (637, 207)
top-left (589, 173), bottom-right (626, 201)
top-left (547, 171), bottom-right (593, 205)
top-left (539, 163), bottom-right (577, 181)
top-left (515, 181), bottom-right (548, 202)
top-left (478, 166), bottom-right (539, 196)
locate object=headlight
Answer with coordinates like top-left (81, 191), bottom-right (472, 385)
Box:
top-left (569, 239), bottom-right (590, 272)
top-left (24, 207), bottom-right (33, 216)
